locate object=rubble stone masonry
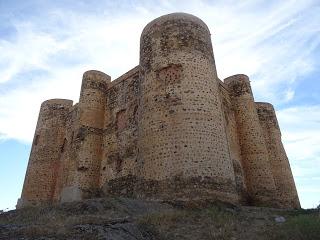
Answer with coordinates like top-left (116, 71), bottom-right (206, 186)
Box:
top-left (18, 13), bottom-right (300, 209)
top-left (256, 102), bottom-right (300, 208)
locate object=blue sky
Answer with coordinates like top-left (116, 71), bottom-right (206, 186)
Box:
top-left (0, 0), bottom-right (319, 210)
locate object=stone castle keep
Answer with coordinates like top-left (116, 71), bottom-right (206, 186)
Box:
top-left (18, 13), bottom-right (300, 209)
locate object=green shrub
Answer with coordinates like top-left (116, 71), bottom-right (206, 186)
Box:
top-left (275, 214), bottom-right (320, 240)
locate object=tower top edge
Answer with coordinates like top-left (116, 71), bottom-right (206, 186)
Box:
top-left (141, 12), bottom-right (210, 36)
top-left (255, 102), bottom-right (275, 110)
top-left (224, 74), bottom-right (250, 84)
top-left (41, 99), bottom-right (73, 107)
top-left (83, 70), bottom-right (111, 81)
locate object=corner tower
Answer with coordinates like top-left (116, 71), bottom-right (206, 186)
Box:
top-left (256, 102), bottom-right (300, 208)
top-left (18, 99), bottom-right (73, 208)
top-left (65, 70), bottom-right (110, 200)
top-left (138, 13), bottom-right (238, 203)
top-left (224, 75), bottom-right (277, 207)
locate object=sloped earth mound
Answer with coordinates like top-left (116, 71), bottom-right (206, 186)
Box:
top-left (0, 197), bottom-right (319, 240)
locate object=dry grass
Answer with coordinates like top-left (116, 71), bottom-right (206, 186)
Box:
top-left (271, 212), bottom-right (320, 240)
top-left (138, 205), bottom-right (237, 239)
top-left (2, 198), bottom-right (319, 240)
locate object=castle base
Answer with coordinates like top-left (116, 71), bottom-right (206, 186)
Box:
top-left (60, 186), bottom-right (83, 203)
top-left (16, 198), bottom-right (50, 209)
top-left (16, 198), bottom-right (24, 209)
top-left (102, 175), bottom-right (240, 205)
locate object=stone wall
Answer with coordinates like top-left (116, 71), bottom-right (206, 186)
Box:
top-left (224, 75), bottom-right (278, 207)
top-left (53, 103), bottom-right (80, 202)
top-left (137, 13), bottom-right (238, 203)
top-left (75, 71), bottom-right (110, 198)
top-left (256, 102), bottom-right (300, 208)
top-left (100, 66), bottom-right (140, 187)
top-left (219, 81), bottom-right (247, 203)
top-left (18, 12), bottom-right (300, 209)
top-left (18, 99), bottom-right (73, 207)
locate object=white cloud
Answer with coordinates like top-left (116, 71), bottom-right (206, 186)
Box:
top-left (284, 89), bottom-right (295, 102)
top-left (0, 1), bottom-right (318, 139)
top-left (0, 0), bottom-right (319, 208)
top-left (0, 1), bottom-right (318, 142)
top-left (0, 10), bottom-right (147, 142)
top-left (0, 66), bottom-right (85, 142)
top-left (207, 0), bottom-right (320, 102)
top-left (0, 21), bottom-right (67, 83)
top-left (277, 106), bottom-right (320, 161)
top-left (277, 106), bottom-right (320, 208)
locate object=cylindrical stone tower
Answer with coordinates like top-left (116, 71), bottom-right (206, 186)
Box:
top-left (220, 84), bottom-right (248, 203)
top-left (224, 74), bottom-right (277, 207)
top-left (72, 70), bottom-right (111, 199)
top-left (18, 99), bottom-right (73, 208)
top-left (138, 13), bottom-right (237, 203)
top-left (256, 102), bottom-right (300, 208)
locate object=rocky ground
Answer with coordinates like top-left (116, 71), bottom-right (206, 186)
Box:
top-left (0, 197), bottom-right (319, 240)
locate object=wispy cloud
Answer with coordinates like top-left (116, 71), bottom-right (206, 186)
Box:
top-left (0, 0), bottom-right (319, 140)
top-left (0, 1), bottom-right (320, 141)
top-left (277, 106), bottom-right (320, 164)
top-left (277, 105), bottom-right (320, 207)
top-left (0, 0), bottom-right (319, 207)
top-left (0, 5), bottom-right (148, 141)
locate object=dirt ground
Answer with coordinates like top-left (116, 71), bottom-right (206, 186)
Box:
top-left (0, 197), bottom-right (319, 240)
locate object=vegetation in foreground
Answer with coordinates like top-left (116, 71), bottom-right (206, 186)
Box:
top-left (0, 198), bottom-right (319, 240)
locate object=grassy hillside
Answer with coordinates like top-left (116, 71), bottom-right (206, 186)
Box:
top-left (0, 198), bottom-right (319, 240)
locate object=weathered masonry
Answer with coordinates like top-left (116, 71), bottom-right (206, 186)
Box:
top-left (18, 13), bottom-right (300, 209)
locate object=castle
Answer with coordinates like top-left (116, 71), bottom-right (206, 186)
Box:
top-left (18, 13), bottom-right (300, 209)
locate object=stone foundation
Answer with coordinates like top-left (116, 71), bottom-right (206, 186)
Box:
top-left (102, 175), bottom-right (240, 205)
